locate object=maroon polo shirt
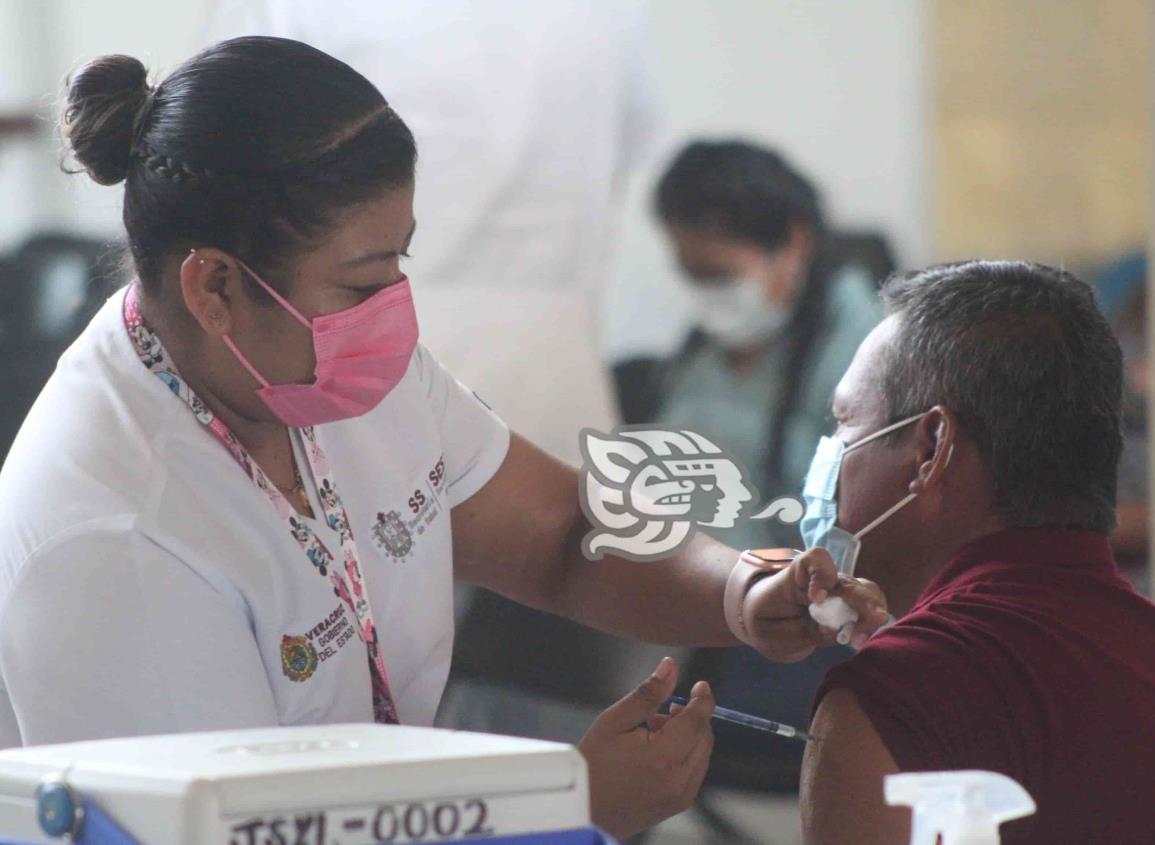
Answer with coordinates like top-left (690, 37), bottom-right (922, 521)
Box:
top-left (814, 528), bottom-right (1155, 844)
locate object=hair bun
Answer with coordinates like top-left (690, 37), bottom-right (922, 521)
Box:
top-left (63, 54), bottom-right (152, 186)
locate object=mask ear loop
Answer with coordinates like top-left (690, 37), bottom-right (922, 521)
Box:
top-left (842, 435), bottom-right (955, 645)
top-left (215, 257), bottom-right (314, 390)
top-left (186, 249), bottom-right (313, 331)
top-left (221, 334), bottom-right (273, 388)
top-left (845, 411), bottom-right (927, 452)
top-left (854, 440), bottom-right (955, 540)
top-left (234, 259), bottom-right (313, 330)
top-left (854, 492), bottom-right (917, 540)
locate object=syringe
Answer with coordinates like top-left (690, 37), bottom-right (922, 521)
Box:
top-left (667, 696), bottom-right (816, 743)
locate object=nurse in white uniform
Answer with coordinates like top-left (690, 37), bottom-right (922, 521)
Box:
top-left (0, 38), bottom-right (887, 839)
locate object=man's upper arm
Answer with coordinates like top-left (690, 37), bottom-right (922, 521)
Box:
top-left (801, 687), bottom-right (910, 845)
top-left (0, 525), bottom-right (279, 745)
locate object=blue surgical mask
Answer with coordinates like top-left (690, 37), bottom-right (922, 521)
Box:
top-left (799, 412), bottom-right (930, 576)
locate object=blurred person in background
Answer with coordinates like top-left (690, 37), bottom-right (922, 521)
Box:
top-left (617, 140), bottom-right (886, 797)
top-left (650, 141), bottom-right (883, 545)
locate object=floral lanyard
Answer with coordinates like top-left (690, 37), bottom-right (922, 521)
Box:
top-left (123, 285), bottom-right (399, 724)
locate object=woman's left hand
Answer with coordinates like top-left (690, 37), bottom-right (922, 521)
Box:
top-left (742, 547), bottom-right (890, 662)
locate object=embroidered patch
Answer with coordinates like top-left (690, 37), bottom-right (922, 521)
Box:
top-left (372, 510), bottom-right (414, 560)
top-left (280, 634), bottom-right (318, 682)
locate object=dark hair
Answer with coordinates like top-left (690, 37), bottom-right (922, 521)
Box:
top-left (654, 140), bottom-right (832, 487)
top-left (880, 260), bottom-right (1123, 533)
top-left (62, 37), bottom-right (417, 300)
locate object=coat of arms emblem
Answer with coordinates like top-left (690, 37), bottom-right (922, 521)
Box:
top-left (280, 634), bottom-right (318, 683)
top-left (372, 510), bottom-right (414, 560)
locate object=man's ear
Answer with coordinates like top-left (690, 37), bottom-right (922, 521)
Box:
top-left (179, 248), bottom-right (247, 336)
top-left (909, 406), bottom-right (955, 496)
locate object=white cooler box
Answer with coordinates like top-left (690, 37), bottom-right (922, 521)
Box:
top-left (0, 724), bottom-right (600, 844)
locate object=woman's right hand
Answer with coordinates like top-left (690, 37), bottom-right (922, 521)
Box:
top-left (578, 657), bottom-right (715, 840)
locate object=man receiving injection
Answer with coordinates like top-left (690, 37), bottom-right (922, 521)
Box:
top-left (796, 261), bottom-right (1155, 844)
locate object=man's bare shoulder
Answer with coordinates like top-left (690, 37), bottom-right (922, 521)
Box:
top-left (800, 687), bottom-right (909, 845)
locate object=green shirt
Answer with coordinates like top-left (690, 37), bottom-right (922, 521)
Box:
top-left (656, 265), bottom-right (884, 550)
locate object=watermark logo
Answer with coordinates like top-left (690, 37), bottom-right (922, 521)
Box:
top-left (578, 426), bottom-right (803, 561)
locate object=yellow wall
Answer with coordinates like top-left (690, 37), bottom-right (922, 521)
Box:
top-left (932, 0), bottom-right (1150, 267)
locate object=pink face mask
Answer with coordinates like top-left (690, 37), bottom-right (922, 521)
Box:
top-left (221, 261), bottom-right (419, 428)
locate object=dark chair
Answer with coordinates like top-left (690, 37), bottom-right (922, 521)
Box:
top-left (610, 357), bottom-right (667, 429)
top-left (827, 230), bottom-right (899, 288)
top-left (0, 233), bottom-right (126, 462)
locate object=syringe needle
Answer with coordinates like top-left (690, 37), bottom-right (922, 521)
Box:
top-left (667, 696), bottom-right (815, 743)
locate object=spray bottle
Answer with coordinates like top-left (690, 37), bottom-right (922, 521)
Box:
top-left (884, 770), bottom-right (1036, 845)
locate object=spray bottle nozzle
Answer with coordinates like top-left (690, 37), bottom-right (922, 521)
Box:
top-left (885, 770), bottom-right (1036, 845)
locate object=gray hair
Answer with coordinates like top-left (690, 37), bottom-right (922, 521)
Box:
top-left (879, 260), bottom-right (1122, 533)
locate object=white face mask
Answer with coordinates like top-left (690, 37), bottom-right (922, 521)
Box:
top-left (690, 278), bottom-right (790, 347)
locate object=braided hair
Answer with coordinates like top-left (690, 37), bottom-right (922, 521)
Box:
top-left (62, 37), bottom-right (416, 301)
top-left (129, 143), bottom-right (213, 184)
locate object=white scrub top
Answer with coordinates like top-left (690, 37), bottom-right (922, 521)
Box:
top-left (0, 287), bottom-right (509, 748)
top-left (206, 0), bottom-right (663, 462)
